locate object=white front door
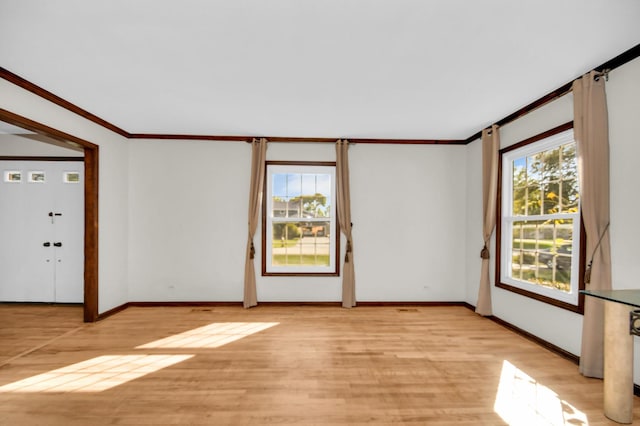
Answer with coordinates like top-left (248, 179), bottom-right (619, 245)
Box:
top-left (0, 161), bottom-right (84, 303)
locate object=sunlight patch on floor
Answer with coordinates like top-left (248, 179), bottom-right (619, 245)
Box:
top-left (136, 322), bottom-right (279, 349)
top-left (0, 354), bottom-right (193, 393)
top-left (494, 360), bottom-right (589, 425)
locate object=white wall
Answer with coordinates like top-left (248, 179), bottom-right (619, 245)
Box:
top-left (0, 134), bottom-right (83, 156)
top-left (1, 76), bottom-right (468, 310)
top-left (465, 57), bottom-right (640, 380)
top-left (0, 79), bottom-right (130, 313)
top-left (608, 58), bottom-right (640, 290)
top-left (608, 57), bottom-right (640, 384)
top-left (128, 140), bottom-right (467, 302)
top-left (465, 138), bottom-right (483, 304)
top-left (350, 143), bottom-right (467, 302)
top-left (127, 139), bottom-right (250, 301)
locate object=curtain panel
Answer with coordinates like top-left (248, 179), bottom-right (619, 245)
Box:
top-left (243, 138), bottom-right (267, 308)
top-left (336, 140), bottom-right (356, 308)
top-left (574, 71), bottom-right (612, 379)
top-left (476, 125), bottom-right (500, 316)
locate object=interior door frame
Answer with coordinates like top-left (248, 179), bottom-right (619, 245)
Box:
top-left (0, 108), bottom-right (99, 322)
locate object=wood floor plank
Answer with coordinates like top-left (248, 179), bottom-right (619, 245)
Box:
top-left (0, 304), bottom-right (84, 366)
top-left (0, 304), bottom-right (637, 425)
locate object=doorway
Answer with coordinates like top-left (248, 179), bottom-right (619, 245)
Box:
top-left (0, 109), bottom-right (99, 321)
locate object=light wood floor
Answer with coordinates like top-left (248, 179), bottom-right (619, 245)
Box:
top-left (0, 304), bottom-right (638, 425)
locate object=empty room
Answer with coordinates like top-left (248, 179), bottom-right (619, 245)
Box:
top-left (2, 1), bottom-right (640, 424)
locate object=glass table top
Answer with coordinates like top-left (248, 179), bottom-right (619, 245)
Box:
top-left (581, 289), bottom-right (640, 308)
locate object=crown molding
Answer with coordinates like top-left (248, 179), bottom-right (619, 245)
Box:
top-left (0, 67), bottom-right (466, 145)
top-left (3, 42), bottom-right (640, 145)
top-left (464, 42), bottom-right (640, 143)
top-left (0, 67), bottom-right (130, 138)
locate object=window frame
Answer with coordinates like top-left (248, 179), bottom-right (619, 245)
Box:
top-left (495, 122), bottom-right (585, 313)
top-left (262, 161), bottom-right (340, 277)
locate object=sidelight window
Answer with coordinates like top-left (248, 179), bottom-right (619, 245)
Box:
top-left (63, 172), bottom-right (81, 183)
top-left (28, 171), bottom-right (46, 183)
top-left (3, 171), bottom-right (21, 183)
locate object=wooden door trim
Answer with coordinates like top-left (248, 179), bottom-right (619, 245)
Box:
top-left (0, 108), bottom-right (99, 322)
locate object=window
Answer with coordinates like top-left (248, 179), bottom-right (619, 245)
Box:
top-left (496, 123), bottom-right (584, 312)
top-left (28, 171), bottom-right (46, 183)
top-left (63, 171), bottom-right (81, 183)
top-left (3, 171), bottom-right (22, 183)
top-left (263, 162), bottom-right (338, 276)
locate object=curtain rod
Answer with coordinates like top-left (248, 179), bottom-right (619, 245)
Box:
top-left (465, 42), bottom-right (640, 144)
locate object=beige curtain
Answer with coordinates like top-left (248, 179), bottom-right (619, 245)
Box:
top-left (476, 125), bottom-right (500, 316)
top-left (243, 138), bottom-right (267, 308)
top-left (336, 140), bottom-right (356, 308)
top-left (574, 71), bottom-right (611, 379)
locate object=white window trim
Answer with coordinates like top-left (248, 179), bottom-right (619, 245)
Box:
top-left (265, 164), bottom-right (337, 275)
top-left (499, 128), bottom-right (581, 306)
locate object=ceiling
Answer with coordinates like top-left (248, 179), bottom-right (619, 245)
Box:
top-left (1, 1), bottom-right (640, 140)
top-left (0, 121), bottom-right (33, 135)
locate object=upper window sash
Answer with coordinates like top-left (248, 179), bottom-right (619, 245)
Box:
top-left (502, 128), bottom-right (577, 218)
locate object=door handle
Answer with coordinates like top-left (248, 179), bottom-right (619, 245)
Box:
top-left (43, 242), bottom-right (51, 247)
top-left (48, 212), bottom-right (62, 223)
top-left (53, 242), bottom-right (62, 247)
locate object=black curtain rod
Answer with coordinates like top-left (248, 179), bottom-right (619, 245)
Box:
top-left (464, 42), bottom-right (640, 144)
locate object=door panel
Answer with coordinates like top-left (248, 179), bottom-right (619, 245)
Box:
top-left (0, 162), bottom-right (55, 301)
top-left (52, 163), bottom-right (84, 303)
top-left (0, 161), bottom-right (83, 303)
